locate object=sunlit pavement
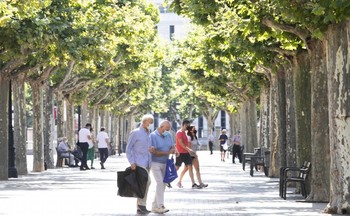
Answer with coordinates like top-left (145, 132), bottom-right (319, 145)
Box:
top-left (0, 151), bottom-right (328, 216)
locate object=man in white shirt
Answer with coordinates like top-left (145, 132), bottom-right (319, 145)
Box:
top-left (78, 123), bottom-right (92, 171)
top-left (96, 127), bottom-right (110, 169)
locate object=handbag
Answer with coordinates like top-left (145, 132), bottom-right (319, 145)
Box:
top-left (223, 142), bottom-right (228, 150)
top-left (163, 155), bottom-right (178, 183)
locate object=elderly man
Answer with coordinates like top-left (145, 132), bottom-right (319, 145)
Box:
top-left (125, 114), bottom-right (154, 214)
top-left (57, 137), bottom-right (77, 167)
top-left (150, 120), bottom-right (175, 214)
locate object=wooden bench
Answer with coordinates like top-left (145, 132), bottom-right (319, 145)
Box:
top-left (249, 150), bottom-right (270, 177)
top-left (280, 161), bottom-right (311, 200)
top-left (242, 148), bottom-right (261, 171)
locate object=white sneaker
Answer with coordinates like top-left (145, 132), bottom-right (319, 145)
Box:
top-left (152, 206), bottom-right (169, 214)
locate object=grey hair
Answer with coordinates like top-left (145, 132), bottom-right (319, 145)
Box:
top-left (141, 114), bottom-right (154, 123)
top-left (159, 120), bottom-right (171, 128)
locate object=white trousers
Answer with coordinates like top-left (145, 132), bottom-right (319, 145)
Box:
top-left (151, 162), bottom-right (166, 208)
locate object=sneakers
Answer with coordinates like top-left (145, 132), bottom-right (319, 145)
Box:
top-left (177, 182), bottom-right (183, 188)
top-left (152, 205), bottom-right (169, 214)
top-left (192, 183), bottom-right (202, 189)
top-left (199, 183), bottom-right (208, 188)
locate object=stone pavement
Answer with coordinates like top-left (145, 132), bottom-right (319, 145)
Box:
top-left (0, 151), bottom-right (329, 216)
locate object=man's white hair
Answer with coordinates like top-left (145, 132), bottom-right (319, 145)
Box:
top-left (141, 114), bottom-right (154, 123)
top-left (159, 120), bottom-right (171, 128)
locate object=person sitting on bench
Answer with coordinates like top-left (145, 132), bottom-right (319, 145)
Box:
top-left (58, 137), bottom-right (79, 167)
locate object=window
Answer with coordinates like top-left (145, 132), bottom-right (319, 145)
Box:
top-left (169, 25), bottom-right (175, 40)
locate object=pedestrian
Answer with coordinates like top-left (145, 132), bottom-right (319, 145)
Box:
top-left (78, 123), bottom-right (92, 170)
top-left (87, 127), bottom-right (96, 169)
top-left (184, 126), bottom-right (208, 188)
top-left (231, 130), bottom-right (242, 163)
top-left (175, 120), bottom-right (201, 189)
top-left (96, 127), bottom-right (110, 169)
top-left (125, 114), bottom-right (154, 215)
top-left (149, 120), bottom-right (175, 214)
top-left (218, 129), bottom-right (229, 162)
top-left (208, 131), bottom-right (215, 155)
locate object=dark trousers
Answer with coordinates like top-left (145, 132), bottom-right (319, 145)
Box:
top-left (99, 148), bottom-right (109, 164)
top-left (79, 142), bottom-right (89, 168)
top-left (209, 141), bottom-right (214, 154)
top-left (232, 145), bottom-right (242, 163)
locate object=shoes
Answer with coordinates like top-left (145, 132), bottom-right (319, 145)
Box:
top-left (80, 167), bottom-right (86, 171)
top-left (91, 167), bottom-right (95, 169)
top-left (152, 205), bottom-right (169, 213)
top-left (177, 182), bottom-right (183, 188)
top-left (166, 183), bottom-right (172, 188)
top-left (192, 183), bottom-right (202, 189)
top-left (137, 205), bottom-right (151, 214)
top-left (223, 159), bottom-right (225, 162)
top-left (199, 183), bottom-right (208, 188)
top-left (100, 162), bottom-right (105, 169)
top-left (84, 166), bottom-right (90, 170)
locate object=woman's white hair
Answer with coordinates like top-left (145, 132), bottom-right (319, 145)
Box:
top-left (141, 114), bottom-right (154, 123)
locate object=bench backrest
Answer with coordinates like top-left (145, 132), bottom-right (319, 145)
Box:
top-left (298, 162), bottom-right (311, 180)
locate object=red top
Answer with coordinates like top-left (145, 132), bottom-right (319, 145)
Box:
top-left (176, 130), bottom-right (189, 153)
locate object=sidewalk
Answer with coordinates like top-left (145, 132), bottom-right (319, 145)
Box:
top-left (0, 151), bottom-right (329, 216)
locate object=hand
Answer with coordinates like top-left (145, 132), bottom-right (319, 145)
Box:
top-left (149, 146), bottom-right (155, 154)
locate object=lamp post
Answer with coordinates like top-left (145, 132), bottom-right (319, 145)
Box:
top-left (8, 80), bottom-right (18, 178)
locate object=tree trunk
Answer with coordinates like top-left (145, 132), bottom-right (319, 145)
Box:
top-left (30, 83), bottom-right (44, 172)
top-left (56, 93), bottom-right (65, 139)
top-left (66, 98), bottom-right (74, 146)
top-left (42, 83), bottom-right (55, 169)
top-left (269, 68), bottom-right (287, 177)
top-left (324, 20), bottom-right (350, 214)
top-left (307, 40), bottom-right (330, 202)
top-left (259, 86), bottom-right (270, 149)
top-left (248, 97), bottom-right (258, 150)
top-left (81, 101), bottom-right (88, 127)
top-left (284, 64), bottom-right (297, 166)
top-left (13, 74), bottom-right (27, 175)
top-left (293, 51), bottom-right (312, 168)
top-left (0, 76), bottom-right (9, 180)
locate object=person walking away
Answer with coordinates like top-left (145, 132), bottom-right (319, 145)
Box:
top-left (78, 123), bottom-right (92, 170)
top-left (231, 130), bottom-right (242, 164)
top-left (87, 127), bottom-right (96, 169)
top-left (96, 127), bottom-right (110, 169)
top-left (208, 131), bottom-right (215, 155)
top-left (125, 114), bottom-right (154, 215)
top-left (218, 129), bottom-right (229, 162)
top-left (175, 120), bottom-right (201, 189)
top-left (150, 120), bottom-right (175, 214)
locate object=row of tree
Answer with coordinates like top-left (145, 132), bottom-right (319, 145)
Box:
top-left (169, 0), bottom-right (350, 214)
top-left (0, 0), bottom-right (168, 176)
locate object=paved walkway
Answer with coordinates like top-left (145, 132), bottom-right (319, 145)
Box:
top-left (0, 151), bottom-right (329, 216)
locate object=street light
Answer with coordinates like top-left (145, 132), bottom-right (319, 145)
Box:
top-left (8, 80), bottom-right (18, 178)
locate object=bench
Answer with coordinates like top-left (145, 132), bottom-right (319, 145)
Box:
top-left (242, 148), bottom-right (261, 171)
top-left (280, 161), bottom-right (311, 200)
top-left (249, 150), bottom-right (270, 177)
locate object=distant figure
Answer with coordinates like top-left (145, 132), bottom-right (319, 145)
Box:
top-left (78, 123), bottom-right (92, 171)
top-left (87, 128), bottom-right (96, 169)
top-left (208, 131), bottom-right (215, 155)
top-left (231, 130), bottom-right (242, 164)
top-left (218, 129), bottom-right (229, 162)
top-left (96, 127), bottom-right (110, 169)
